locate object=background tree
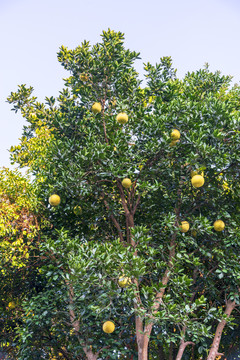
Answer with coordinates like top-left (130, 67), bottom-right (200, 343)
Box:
top-left (6, 29), bottom-right (240, 360)
top-left (0, 168), bottom-right (46, 358)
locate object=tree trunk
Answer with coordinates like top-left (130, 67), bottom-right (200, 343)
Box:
top-left (85, 353), bottom-right (98, 360)
top-left (137, 334), bottom-right (150, 360)
top-left (136, 321), bottom-right (153, 360)
top-left (67, 282), bottom-right (99, 360)
top-left (176, 341), bottom-right (194, 360)
top-left (176, 342), bottom-right (186, 360)
top-left (83, 347), bottom-right (98, 360)
top-left (207, 299), bottom-right (236, 360)
top-left (135, 233), bottom-right (176, 360)
top-left (175, 326), bottom-right (194, 360)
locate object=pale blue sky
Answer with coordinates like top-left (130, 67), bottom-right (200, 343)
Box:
top-left (0, 0), bottom-right (240, 168)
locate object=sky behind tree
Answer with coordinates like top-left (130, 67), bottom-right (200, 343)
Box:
top-left (0, 0), bottom-right (240, 168)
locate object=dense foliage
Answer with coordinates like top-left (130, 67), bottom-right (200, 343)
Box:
top-left (2, 29), bottom-right (240, 359)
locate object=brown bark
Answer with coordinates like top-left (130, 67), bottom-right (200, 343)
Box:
top-left (134, 275), bottom-right (152, 360)
top-left (133, 193), bottom-right (141, 215)
top-left (138, 323), bottom-right (153, 360)
top-left (116, 179), bottom-right (135, 245)
top-left (176, 341), bottom-right (194, 360)
top-left (134, 300), bottom-right (144, 360)
top-left (67, 281), bottom-right (80, 332)
top-left (207, 299), bottom-right (236, 360)
top-left (153, 231), bottom-right (176, 310)
top-left (67, 281), bottom-right (98, 359)
top-left (135, 268), bottom-right (175, 360)
top-left (116, 177), bottom-right (178, 360)
top-left (83, 347), bottom-right (98, 360)
top-left (102, 118), bottom-right (109, 144)
top-left (101, 97), bottom-right (109, 145)
top-left (127, 213), bottom-right (135, 245)
top-left (135, 234), bottom-right (176, 360)
top-left (175, 326), bottom-right (194, 360)
top-left (102, 195), bottom-right (124, 243)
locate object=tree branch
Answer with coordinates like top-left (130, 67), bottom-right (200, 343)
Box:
top-left (101, 78), bottom-right (109, 145)
top-left (133, 193), bottom-right (141, 215)
top-left (152, 231), bottom-right (177, 312)
top-left (102, 192), bottom-right (124, 243)
top-left (116, 178), bottom-right (130, 215)
top-left (207, 298), bottom-right (236, 360)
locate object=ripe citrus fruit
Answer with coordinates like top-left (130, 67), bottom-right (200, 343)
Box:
top-left (191, 175), bottom-right (204, 188)
top-left (118, 275), bottom-right (131, 288)
top-left (49, 194), bottom-right (61, 206)
top-left (214, 220), bottom-right (225, 232)
top-left (180, 221), bottom-right (190, 233)
top-left (122, 178), bottom-right (132, 189)
top-left (116, 112), bottom-right (128, 124)
top-left (103, 321), bottom-right (115, 333)
top-left (92, 102), bottom-right (102, 114)
top-left (171, 129), bottom-right (180, 140)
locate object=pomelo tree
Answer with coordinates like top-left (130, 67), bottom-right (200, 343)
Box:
top-left (7, 29), bottom-right (240, 360)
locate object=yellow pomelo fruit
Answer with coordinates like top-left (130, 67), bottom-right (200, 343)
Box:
top-left (49, 194), bottom-right (61, 206)
top-left (103, 321), bottom-right (115, 333)
top-left (191, 175), bottom-right (204, 188)
top-left (73, 205), bottom-right (82, 216)
top-left (92, 102), bottom-right (102, 114)
top-left (170, 140), bottom-right (179, 147)
top-left (171, 129), bottom-right (180, 140)
top-left (8, 301), bottom-right (16, 309)
top-left (180, 221), bottom-right (190, 233)
top-left (116, 112), bottom-right (128, 125)
top-left (122, 178), bottom-right (132, 189)
top-left (214, 220), bottom-right (225, 232)
top-left (118, 275), bottom-right (131, 288)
